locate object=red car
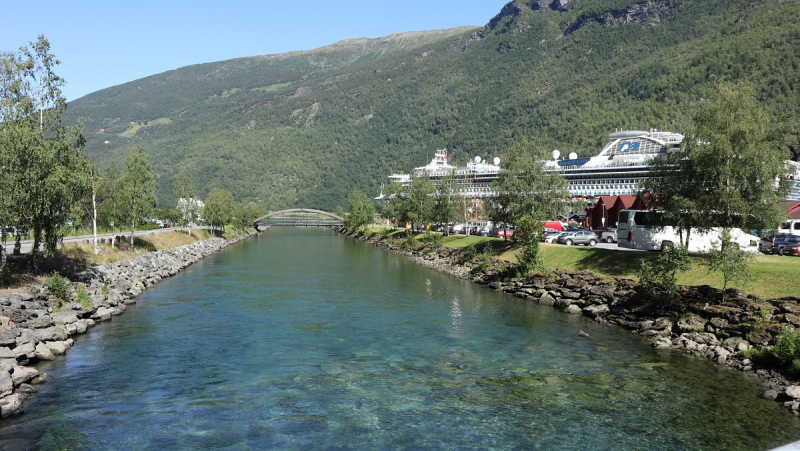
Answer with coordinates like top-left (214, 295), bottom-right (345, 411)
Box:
top-left (495, 228), bottom-right (514, 238)
top-left (781, 241), bottom-right (800, 256)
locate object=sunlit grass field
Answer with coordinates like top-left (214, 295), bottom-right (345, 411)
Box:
top-left (59, 229), bottom-right (214, 266)
top-left (366, 226), bottom-right (799, 300)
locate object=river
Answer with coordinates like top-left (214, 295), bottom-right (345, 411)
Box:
top-left (1, 227), bottom-right (798, 450)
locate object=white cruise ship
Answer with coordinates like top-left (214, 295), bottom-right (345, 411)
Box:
top-left (381, 148), bottom-right (501, 199)
top-left (381, 130), bottom-right (800, 201)
top-left (542, 129), bottom-right (684, 198)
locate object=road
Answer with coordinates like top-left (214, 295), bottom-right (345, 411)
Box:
top-left (2, 227), bottom-right (193, 255)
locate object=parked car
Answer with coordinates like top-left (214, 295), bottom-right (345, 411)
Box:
top-left (495, 228), bottom-right (514, 239)
top-left (449, 223), bottom-right (465, 234)
top-left (557, 230), bottom-right (598, 246)
top-left (781, 239), bottom-right (800, 256)
top-left (541, 230), bottom-right (561, 242)
top-left (775, 235), bottom-right (800, 255)
top-left (544, 232), bottom-right (567, 243)
top-left (478, 225), bottom-right (494, 236)
top-left (759, 234), bottom-right (799, 255)
top-left (594, 227), bottom-right (617, 243)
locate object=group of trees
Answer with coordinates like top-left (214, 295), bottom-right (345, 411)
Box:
top-left (374, 174), bottom-right (468, 235)
top-left (1, 37), bottom-right (265, 275)
top-left (639, 81), bottom-right (791, 299)
top-left (1, 36), bottom-right (91, 268)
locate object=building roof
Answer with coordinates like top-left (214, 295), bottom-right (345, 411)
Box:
top-left (782, 200), bottom-right (800, 220)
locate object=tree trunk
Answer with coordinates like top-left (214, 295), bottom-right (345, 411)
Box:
top-left (92, 188), bottom-right (99, 255)
top-left (1, 229), bottom-right (6, 269)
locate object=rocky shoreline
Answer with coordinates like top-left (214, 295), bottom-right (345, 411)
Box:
top-left (0, 232), bottom-right (252, 418)
top-left (337, 227), bottom-right (800, 415)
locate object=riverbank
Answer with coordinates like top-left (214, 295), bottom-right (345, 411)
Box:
top-left (0, 231), bottom-right (254, 418)
top-left (336, 226), bottom-right (800, 415)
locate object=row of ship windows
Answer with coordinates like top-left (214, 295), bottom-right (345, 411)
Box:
top-left (568, 179), bottom-right (639, 185)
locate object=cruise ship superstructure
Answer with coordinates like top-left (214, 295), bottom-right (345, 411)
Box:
top-left (380, 129), bottom-right (800, 201)
top-left (542, 129), bottom-right (684, 198)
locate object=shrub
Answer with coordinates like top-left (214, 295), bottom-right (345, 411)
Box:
top-left (76, 283), bottom-right (91, 308)
top-left (637, 245), bottom-right (691, 306)
top-left (703, 228), bottom-right (755, 301)
top-left (46, 272), bottom-right (69, 300)
top-left (401, 230), bottom-right (418, 250)
top-left (420, 230), bottom-right (443, 247)
top-left (514, 215), bottom-right (544, 277)
top-left (378, 227), bottom-right (394, 240)
top-left (772, 327), bottom-right (800, 368)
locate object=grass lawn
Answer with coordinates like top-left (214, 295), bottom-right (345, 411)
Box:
top-left (435, 234), bottom-right (799, 300)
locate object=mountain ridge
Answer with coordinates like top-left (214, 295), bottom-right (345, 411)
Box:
top-left (65, 0), bottom-right (800, 211)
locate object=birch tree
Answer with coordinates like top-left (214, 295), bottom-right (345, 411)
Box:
top-left (120, 149), bottom-right (155, 246)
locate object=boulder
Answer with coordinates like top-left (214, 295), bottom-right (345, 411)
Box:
top-left (0, 370), bottom-right (12, 396)
top-left (91, 307), bottom-right (114, 322)
top-left (676, 315), bottom-right (706, 333)
top-left (32, 326), bottom-right (69, 342)
top-left (34, 342), bottom-right (55, 361)
top-left (786, 385), bottom-right (800, 400)
top-left (11, 366), bottom-right (38, 386)
top-left (50, 310), bottom-right (79, 326)
top-left (652, 337), bottom-right (673, 349)
top-left (0, 347), bottom-right (14, 360)
top-left (539, 292), bottom-right (556, 306)
top-left (13, 342), bottom-right (35, 361)
top-left (0, 392), bottom-right (26, 418)
top-left (564, 304), bottom-right (582, 314)
top-left (583, 304), bottom-right (610, 318)
top-left (0, 326), bottom-right (17, 347)
top-left (46, 341), bottom-right (70, 356)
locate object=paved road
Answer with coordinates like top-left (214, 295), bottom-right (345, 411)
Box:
top-left (2, 227), bottom-right (195, 255)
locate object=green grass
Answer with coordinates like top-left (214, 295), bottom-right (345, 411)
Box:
top-left (442, 237), bottom-right (800, 299)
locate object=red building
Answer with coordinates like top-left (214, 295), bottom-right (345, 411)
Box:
top-left (587, 195), bottom-right (645, 229)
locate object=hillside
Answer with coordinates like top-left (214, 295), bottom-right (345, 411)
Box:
top-left (66, 0), bottom-right (800, 210)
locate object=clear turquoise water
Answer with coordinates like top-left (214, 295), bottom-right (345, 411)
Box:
top-left (1, 227), bottom-right (799, 450)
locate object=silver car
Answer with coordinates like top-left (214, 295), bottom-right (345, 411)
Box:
top-left (557, 231), bottom-right (598, 246)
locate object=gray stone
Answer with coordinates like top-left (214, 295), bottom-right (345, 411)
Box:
top-left (11, 366), bottom-right (38, 386)
top-left (539, 292), bottom-right (556, 306)
top-left (34, 342), bottom-right (55, 361)
top-left (0, 359), bottom-right (15, 372)
top-left (50, 310), bottom-right (79, 325)
top-left (652, 337), bottom-right (673, 348)
top-left (0, 326), bottom-right (18, 347)
top-left (46, 341), bottom-right (69, 356)
top-left (746, 330), bottom-right (771, 347)
top-left (0, 347), bottom-right (14, 359)
top-left (722, 337), bottom-right (750, 350)
top-left (0, 370), bottom-right (12, 397)
top-left (712, 346), bottom-right (731, 363)
top-left (652, 317), bottom-right (673, 331)
top-left (692, 333), bottom-right (720, 346)
top-left (583, 304), bottom-right (609, 317)
top-left (33, 326), bottom-right (68, 342)
top-left (13, 342), bottom-right (35, 360)
top-left (785, 385), bottom-right (800, 399)
top-left (0, 392), bottom-right (26, 418)
top-left (564, 304), bottom-right (582, 314)
top-left (92, 307), bottom-right (114, 322)
top-left (676, 315), bottom-right (706, 333)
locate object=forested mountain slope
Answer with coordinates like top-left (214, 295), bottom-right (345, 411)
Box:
top-left (66, 0), bottom-right (800, 210)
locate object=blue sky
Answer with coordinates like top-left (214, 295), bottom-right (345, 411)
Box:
top-left (2, 0), bottom-right (509, 102)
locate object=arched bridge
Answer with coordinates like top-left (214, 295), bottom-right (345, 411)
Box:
top-left (254, 208), bottom-right (344, 230)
